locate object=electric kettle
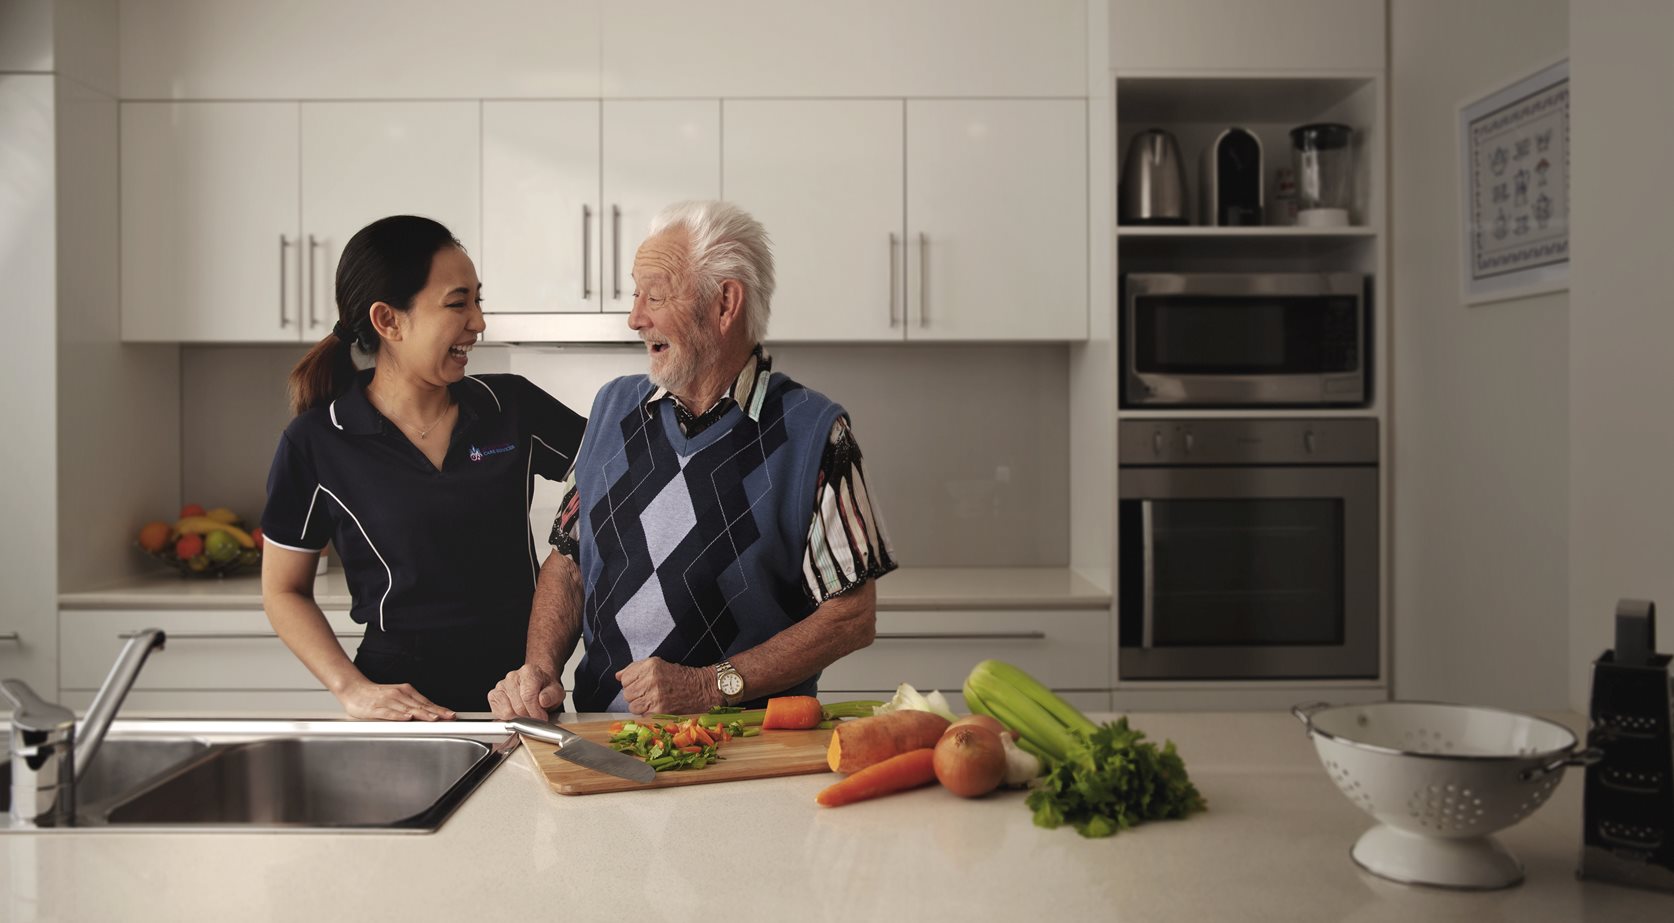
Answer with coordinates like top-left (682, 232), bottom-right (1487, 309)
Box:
top-left (1120, 129), bottom-right (1187, 225)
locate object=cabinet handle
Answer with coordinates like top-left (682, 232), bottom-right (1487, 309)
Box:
top-left (888, 233), bottom-right (899, 327)
top-left (875, 631), bottom-right (1046, 641)
top-left (917, 232), bottom-right (929, 327)
top-left (612, 204), bottom-right (622, 301)
top-left (307, 234), bottom-right (322, 330)
top-left (120, 630), bottom-right (359, 641)
top-left (278, 235), bottom-right (292, 328)
top-left (1141, 500), bottom-right (1156, 650)
top-left (0, 632), bottom-right (20, 643)
top-left (581, 205), bottom-right (593, 300)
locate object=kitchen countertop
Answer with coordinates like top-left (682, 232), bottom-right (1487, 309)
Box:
top-left (0, 711), bottom-right (1665, 922)
top-left (58, 566), bottom-right (1112, 611)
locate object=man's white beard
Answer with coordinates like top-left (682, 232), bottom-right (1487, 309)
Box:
top-left (646, 314), bottom-right (721, 393)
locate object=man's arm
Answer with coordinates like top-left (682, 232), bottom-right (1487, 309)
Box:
top-left (615, 581), bottom-right (877, 715)
top-left (489, 549), bottom-right (584, 719)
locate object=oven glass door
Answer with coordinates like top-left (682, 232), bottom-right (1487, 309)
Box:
top-left (1132, 293), bottom-right (1360, 376)
top-left (1118, 465), bottom-right (1379, 680)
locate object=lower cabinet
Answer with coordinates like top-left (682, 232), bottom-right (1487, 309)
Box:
top-left (57, 609), bottom-right (363, 713)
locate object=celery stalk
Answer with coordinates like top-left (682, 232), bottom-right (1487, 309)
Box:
top-left (965, 668), bottom-right (1076, 763)
top-left (974, 659), bottom-right (1098, 736)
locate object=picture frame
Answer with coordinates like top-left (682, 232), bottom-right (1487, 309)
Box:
top-left (1458, 58), bottom-right (1569, 305)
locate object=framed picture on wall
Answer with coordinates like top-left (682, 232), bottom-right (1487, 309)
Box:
top-left (1458, 58), bottom-right (1569, 305)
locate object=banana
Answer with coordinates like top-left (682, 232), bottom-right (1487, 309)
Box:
top-left (204, 507), bottom-right (241, 525)
top-left (173, 517), bottom-right (256, 548)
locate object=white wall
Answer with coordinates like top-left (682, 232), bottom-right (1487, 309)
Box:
top-left (1568, 1), bottom-right (1674, 708)
top-left (1389, 0), bottom-right (1570, 709)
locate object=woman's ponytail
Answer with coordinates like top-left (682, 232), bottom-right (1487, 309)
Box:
top-left (281, 215), bottom-right (461, 417)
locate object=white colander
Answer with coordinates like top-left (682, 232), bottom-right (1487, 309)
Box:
top-left (1293, 701), bottom-right (1601, 890)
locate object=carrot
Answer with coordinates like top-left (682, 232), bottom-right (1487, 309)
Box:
top-left (827, 710), bottom-right (950, 774)
top-left (816, 748), bottom-right (937, 807)
top-left (761, 695), bottom-right (824, 730)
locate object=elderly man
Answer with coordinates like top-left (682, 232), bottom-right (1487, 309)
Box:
top-left (489, 201), bottom-right (896, 717)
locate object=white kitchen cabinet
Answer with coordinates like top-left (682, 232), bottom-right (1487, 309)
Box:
top-left (121, 102), bottom-right (301, 342)
top-left (482, 101), bottom-right (601, 314)
top-left (480, 100), bottom-right (718, 317)
top-left (907, 100), bottom-right (1088, 341)
top-left (1110, 0), bottom-right (1385, 72)
top-left (119, 0), bottom-right (601, 99)
top-left (601, 0), bottom-right (1086, 98)
top-left (817, 608), bottom-right (1110, 695)
top-left (300, 101), bottom-right (481, 337)
top-left (723, 100), bottom-right (905, 342)
top-left (600, 101), bottom-right (721, 313)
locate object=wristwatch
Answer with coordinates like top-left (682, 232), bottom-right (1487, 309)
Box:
top-left (715, 660), bottom-right (745, 706)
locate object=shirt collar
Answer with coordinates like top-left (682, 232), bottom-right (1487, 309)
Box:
top-left (643, 344), bottom-right (773, 423)
top-left (328, 368), bottom-right (498, 436)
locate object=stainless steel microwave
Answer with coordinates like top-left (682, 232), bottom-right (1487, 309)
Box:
top-left (1122, 272), bottom-right (1368, 408)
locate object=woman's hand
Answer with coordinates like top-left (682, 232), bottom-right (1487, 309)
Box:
top-left (337, 679), bottom-right (456, 721)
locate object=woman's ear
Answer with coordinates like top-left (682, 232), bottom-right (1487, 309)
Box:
top-left (368, 301), bottom-right (403, 342)
top-left (715, 279), bottom-right (746, 335)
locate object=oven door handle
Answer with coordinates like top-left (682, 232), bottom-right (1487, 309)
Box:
top-left (1141, 500), bottom-right (1156, 650)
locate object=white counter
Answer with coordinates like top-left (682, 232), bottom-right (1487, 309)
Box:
top-left (0, 712), bottom-right (1665, 922)
top-left (58, 566), bottom-right (1112, 611)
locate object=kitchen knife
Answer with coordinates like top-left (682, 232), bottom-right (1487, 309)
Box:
top-left (508, 716), bottom-right (658, 784)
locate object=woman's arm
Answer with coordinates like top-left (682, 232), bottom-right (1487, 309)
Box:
top-left (261, 544), bottom-right (454, 721)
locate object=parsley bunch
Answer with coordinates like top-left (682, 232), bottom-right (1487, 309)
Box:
top-left (1025, 717), bottom-right (1207, 838)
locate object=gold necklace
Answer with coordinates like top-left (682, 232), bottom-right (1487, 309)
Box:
top-left (371, 387), bottom-right (453, 440)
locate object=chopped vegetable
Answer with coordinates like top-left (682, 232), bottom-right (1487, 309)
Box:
top-left (964, 659), bottom-right (1205, 838)
top-left (815, 748), bottom-right (937, 807)
top-left (606, 716), bottom-right (745, 772)
top-left (826, 710), bottom-right (950, 774)
top-left (761, 696), bottom-right (824, 729)
top-left (872, 682), bottom-right (957, 722)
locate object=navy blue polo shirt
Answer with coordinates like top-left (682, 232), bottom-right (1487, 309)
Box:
top-left (262, 370), bottom-right (585, 636)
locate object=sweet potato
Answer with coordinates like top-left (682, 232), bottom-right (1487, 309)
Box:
top-left (826, 710), bottom-right (951, 774)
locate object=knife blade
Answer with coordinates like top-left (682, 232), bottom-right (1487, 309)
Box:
top-left (508, 716), bottom-right (658, 784)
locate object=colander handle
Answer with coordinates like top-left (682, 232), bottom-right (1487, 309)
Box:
top-left (1519, 746), bottom-right (1604, 783)
top-left (1290, 701), bottom-right (1332, 733)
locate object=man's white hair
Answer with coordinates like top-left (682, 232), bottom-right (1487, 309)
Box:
top-left (648, 200), bottom-right (775, 343)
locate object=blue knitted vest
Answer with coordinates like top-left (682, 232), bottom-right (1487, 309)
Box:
top-left (570, 373), bottom-right (845, 711)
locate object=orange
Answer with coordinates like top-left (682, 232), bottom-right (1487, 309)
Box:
top-left (138, 521), bottom-right (172, 553)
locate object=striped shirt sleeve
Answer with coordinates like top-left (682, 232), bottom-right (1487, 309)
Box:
top-left (802, 416), bottom-right (898, 603)
top-left (548, 465), bottom-right (583, 561)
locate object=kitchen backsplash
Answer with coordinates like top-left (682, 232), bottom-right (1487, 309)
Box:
top-left (182, 341), bottom-right (1071, 568)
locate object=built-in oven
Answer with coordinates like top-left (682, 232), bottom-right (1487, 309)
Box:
top-left (1118, 418), bottom-right (1379, 681)
top-left (1122, 272), bottom-right (1369, 408)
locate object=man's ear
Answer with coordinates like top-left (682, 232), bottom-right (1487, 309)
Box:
top-left (715, 279), bottom-right (746, 335)
top-left (368, 301), bottom-right (403, 342)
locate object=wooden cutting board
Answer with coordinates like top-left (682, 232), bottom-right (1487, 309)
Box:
top-left (521, 718), bottom-right (835, 795)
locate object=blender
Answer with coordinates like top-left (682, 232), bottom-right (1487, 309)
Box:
top-left (1290, 123), bottom-right (1354, 227)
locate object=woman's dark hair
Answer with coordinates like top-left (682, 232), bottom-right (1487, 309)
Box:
top-left (286, 215), bottom-right (463, 415)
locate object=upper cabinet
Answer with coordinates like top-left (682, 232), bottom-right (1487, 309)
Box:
top-left (1110, 0), bottom-right (1385, 72)
top-left (601, 0), bottom-right (1087, 98)
top-left (480, 101), bottom-right (719, 315)
top-left (118, 0), bottom-right (601, 98)
top-left (123, 101), bottom-right (479, 343)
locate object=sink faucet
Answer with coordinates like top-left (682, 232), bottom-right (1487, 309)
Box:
top-left (1, 628), bottom-right (166, 826)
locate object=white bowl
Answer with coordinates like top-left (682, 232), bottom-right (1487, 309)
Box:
top-left (1294, 701), bottom-right (1600, 889)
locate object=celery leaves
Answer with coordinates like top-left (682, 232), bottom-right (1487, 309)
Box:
top-left (1024, 718), bottom-right (1207, 838)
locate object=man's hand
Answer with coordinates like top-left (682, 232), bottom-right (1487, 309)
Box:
top-left (488, 663), bottom-right (565, 719)
top-left (616, 657), bottom-right (715, 715)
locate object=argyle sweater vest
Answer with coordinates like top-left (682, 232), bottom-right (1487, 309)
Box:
top-left (570, 373), bottom-right (845, 711)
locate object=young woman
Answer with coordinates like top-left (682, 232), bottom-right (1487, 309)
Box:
top-left (261, 216), bottom-right (584, 719)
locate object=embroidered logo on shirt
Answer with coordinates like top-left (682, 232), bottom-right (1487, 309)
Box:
top-left (469, 443), bottom-right (516, 462)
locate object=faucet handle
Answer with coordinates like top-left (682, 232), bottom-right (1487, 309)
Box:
top-left (1, 679), bottom-right (76, 734)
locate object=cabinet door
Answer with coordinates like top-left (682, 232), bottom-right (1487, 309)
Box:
top-left (482, 101), bottom-right (601, 313)
top-left (121, 102), bottom-right (302, 342)
top-left (906, 100), bottom-right (1088, 341)
top-left (601, 101), bottom-right (721, 313)
top-left (300, 101), bottom-right (482, 338)
top-left (723, 100), bottom-right (904, 342)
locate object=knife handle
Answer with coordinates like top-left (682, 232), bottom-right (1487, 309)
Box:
top-left (508, 716), bottom-right (577, 746)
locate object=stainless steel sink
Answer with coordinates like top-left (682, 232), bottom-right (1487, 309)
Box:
top-left (0, 720), bottom-right (516, 834)
top-left (103, 736), bottom-right (497, 829)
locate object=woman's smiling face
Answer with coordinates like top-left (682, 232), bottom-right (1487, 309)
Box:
top-left (384, 245), bottom-right (485, 385)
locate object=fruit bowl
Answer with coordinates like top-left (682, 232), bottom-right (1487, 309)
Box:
top-left (137, 507), bottom-right (265, 579)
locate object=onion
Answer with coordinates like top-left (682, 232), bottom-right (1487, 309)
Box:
top-left (933, 725), bottom-right (1007, 798)
top-left (945, 713), bottom-right (1017, 741)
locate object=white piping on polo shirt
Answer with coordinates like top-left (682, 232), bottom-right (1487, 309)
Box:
top-left (262, 535), bottom-right (322, 555)
top-left (315, 484), bottom-right (395, 631)
top-left (329, 400), bottom-right (343, 431)
top-left (466, 375), bottom-right (501, 411)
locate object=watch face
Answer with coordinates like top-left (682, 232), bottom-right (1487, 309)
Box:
top-left (719, 670), bottom-right (744, 697)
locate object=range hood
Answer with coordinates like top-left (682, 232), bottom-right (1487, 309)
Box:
top-left (480, 313), bottom-right (641, 345)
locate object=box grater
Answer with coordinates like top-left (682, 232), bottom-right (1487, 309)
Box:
top-left (1578, 598), bottom-right (1674, 892)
